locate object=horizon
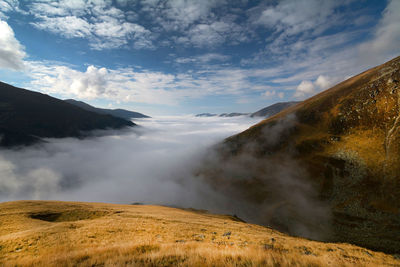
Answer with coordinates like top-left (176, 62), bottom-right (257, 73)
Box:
top-left (0, 0), bottom-right (399, 116)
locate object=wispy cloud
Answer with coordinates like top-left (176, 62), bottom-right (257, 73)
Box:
top-left (253, 0), bottom-right (348, 37)
top-left (22, 0), bottom-right (251, 50)
top-left (358, 0), bottom-right (400, 64)
top-left (142, 0), bottom-right (224, 31)
top-left (27, 0), bottom-right (155, 50)
top-left (175, 17), bottom-right (249, 48)
top-left (175, 53), bottom-right (230, 64)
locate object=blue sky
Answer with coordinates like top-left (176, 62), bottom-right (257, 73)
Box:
top-left (0, 0), bottom-right (399, 116)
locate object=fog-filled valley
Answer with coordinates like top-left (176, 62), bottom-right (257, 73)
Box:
top-left (0, 116), bottom-right (261, 207)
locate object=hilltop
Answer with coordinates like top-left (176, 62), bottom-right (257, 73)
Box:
top-left (202, 56), bottom-right (400, 254)
top-left (0, 82), bottom-right (134, 147)
top-left (0, 200), bottom-right (398, 266)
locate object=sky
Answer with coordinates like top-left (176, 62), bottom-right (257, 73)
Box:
top-left (0, 0), bottom-right (399, 116)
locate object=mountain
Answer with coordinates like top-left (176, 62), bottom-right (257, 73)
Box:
top-left (251, 101), bottom-right (300, 117)
top-left (196, 102), bottom-right (299, 118)
top-left (199, 56), bottom-right (400, 254)
top-left (195, 113), bottom-right (218, 117)
top-left (0, 81), bottom-right (135, 147)
top-left (1, 200), bottom-right (398, 266)
top-left (65, 99), bottom-right (150, 120)
top-left (195, 112), bottom-right (249, 117)
top-left (219, 112), bottom-right (249, 117)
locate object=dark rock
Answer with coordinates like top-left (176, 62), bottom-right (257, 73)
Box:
top-left (222, 231), bottom-right (231, 236)
top-left (264, 244), bottom-right (274, 250)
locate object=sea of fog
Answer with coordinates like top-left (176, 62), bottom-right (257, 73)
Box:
top-left (0, 115), bottom-right (262, 208)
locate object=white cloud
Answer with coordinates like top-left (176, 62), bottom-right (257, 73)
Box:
top-left (294, 80), bottom-right (314, 98)
top-left (0, 19), bottom-right (26, 70)
top-left (70, 65), bottom-right (108, 97)
top-left (314, 75), bottom-right (331, 89)
top-left (294, 75), bottom-right (334, 98)
top-left (263, 90), bottom-right (275, 97)
top-left (262, 90), bottom-right (285, 99)
top-left (28, 64), bottom-right (111, 100)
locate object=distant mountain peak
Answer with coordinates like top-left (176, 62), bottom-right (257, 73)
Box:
top-left (64, 99), bottom-right (150, 120)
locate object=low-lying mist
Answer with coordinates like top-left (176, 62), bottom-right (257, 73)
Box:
top-left (195, 114), bottom-right (331, 240)
top-left (0, 116), bottom-right (261, 206)
top-left (0, 115), bottom-right (330, 241)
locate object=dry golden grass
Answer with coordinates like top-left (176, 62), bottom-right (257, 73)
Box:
top-left (0, 201), bottom-right (398, 266)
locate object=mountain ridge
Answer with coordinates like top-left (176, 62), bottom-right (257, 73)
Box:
top-left (65, 99), bottom-right (150, 120)
top-left (195, 112), bottom-right (249, 117)
top-left (0, 81), bottom-right (135, 147)
top-left (195, 101), bottom-right (300, 119)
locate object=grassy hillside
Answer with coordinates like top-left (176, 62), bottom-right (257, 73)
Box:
top-left (0, 201), bottom-right (398, 266)
top-left (0, 81), bottom-right (135, 147)
top-left (205, 56), bottom-right (400, 254)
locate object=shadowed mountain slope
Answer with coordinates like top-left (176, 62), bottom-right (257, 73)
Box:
top-left (200, 56), bottom-right (400, 254)
top-left (65, 99), bottom-right (150, 120)
top-left (0, 81), bottom-right (135, 147)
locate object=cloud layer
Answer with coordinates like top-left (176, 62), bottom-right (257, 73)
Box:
top-left (0, 116), bottom-right (262, 205)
